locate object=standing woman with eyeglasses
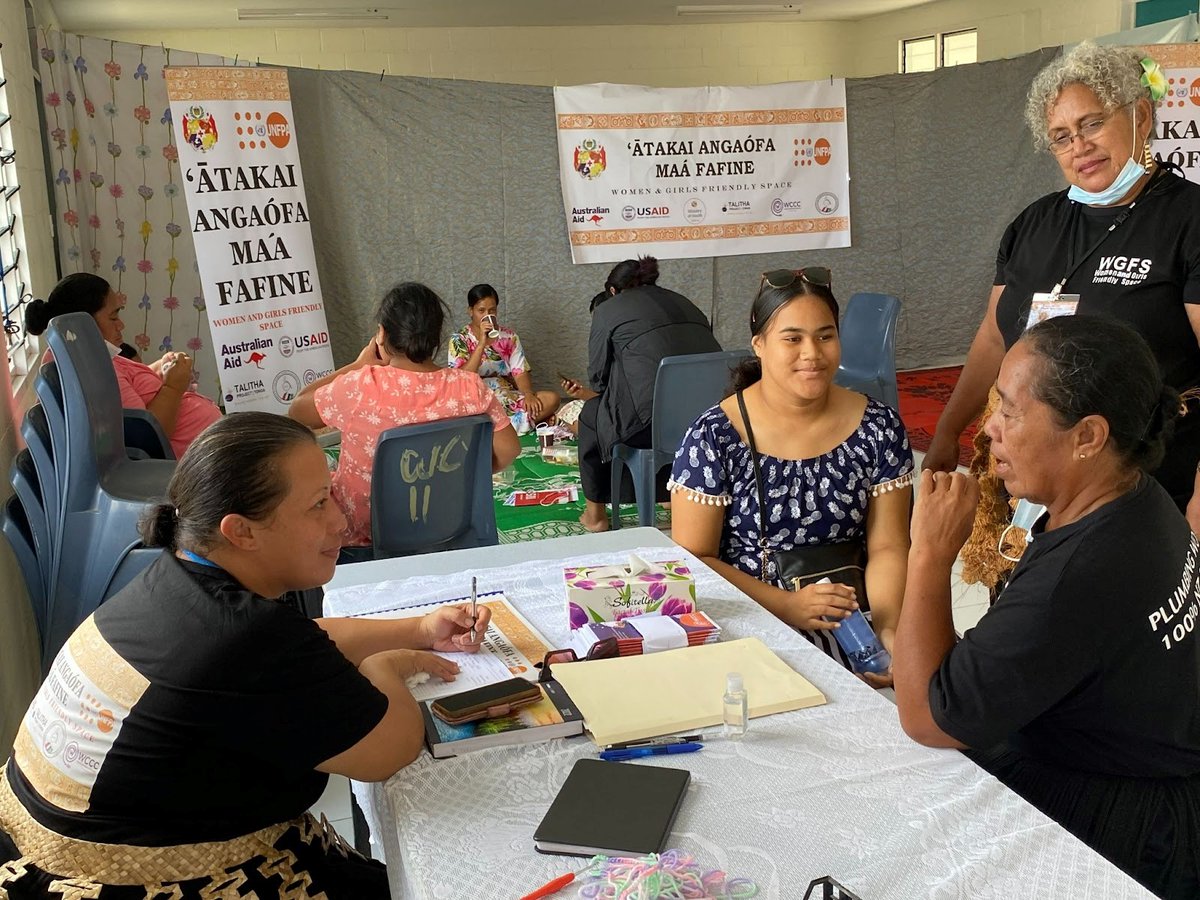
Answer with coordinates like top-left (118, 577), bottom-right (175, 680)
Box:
top-left (923, 43), bottom-right (1200, 532)
top-left (559, 256), bottom-right (721, 532)
top-left (669, 268), bottom-right (914, 682)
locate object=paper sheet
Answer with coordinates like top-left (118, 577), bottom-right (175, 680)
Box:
top-left (551, 637), bottom-right (827, 746)
top-left (347, 591), bottom-right (553, 703)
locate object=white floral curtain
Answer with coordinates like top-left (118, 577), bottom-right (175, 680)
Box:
top-left (35, 30), bottom-right (244, 397)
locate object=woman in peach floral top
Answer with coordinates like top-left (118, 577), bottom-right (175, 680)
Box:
top-left (289, 282), bottom-right (521, 548)
top-left (448, 283), bottom-right (559, 435)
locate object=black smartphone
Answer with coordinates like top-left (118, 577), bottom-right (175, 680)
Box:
top-left (430, 677), bottom-right (542, 725)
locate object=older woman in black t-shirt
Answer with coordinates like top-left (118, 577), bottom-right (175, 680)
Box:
top-left (923, 42), bottom-right (1200, 525)
top-left (0, 413), bottom-right (489, 898)
top-left (896, 317), bottom-right (1200, 899)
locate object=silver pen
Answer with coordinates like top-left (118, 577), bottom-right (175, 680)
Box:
top-left (469, 576), bottom-right (477, 642)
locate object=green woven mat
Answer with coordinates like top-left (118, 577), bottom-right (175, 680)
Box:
top-left (494, 434), bottom-right (669, 543)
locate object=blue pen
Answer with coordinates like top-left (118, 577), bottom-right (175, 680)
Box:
top-left (599, 742), bottom-right (704, 761)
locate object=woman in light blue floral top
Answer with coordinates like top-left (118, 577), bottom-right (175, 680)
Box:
top-left (448, 283), bottom-right (560, 435)
top-left (669, 268), bottom-right (914, 679)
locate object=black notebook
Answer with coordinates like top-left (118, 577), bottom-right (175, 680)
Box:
top-left (533, 758), bottom-right (691, 857)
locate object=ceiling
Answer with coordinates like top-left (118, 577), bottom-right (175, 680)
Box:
top-left (52, 0), bottom-right (942, 32)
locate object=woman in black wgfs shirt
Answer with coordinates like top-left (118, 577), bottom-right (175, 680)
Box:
top-left (0, 413), bottom-right (488, 898)
top-left (897, 317), bottom-right (1200, 899)
top-left (924, 42), bottom-right (1200, 516)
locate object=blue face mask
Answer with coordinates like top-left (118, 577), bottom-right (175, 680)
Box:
top-left (998, 499), bottom-right (1047, 563)
top-left (1067, 156), bottom-right (1147, 205)
top-left (1066, 103), bottom-right (1147, 205)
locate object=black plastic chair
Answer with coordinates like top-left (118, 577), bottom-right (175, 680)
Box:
top-left (609, 349), bottom-right (752, 529)
top-left (369, 414), bottom-right (497, 559)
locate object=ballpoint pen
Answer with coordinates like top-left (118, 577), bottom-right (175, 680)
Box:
top-left (606, 734), bottom-right (702, 751)
top-left (469, 576), bottom-right (477, 643)
top-left (599, 742), bottom-right (704, 762)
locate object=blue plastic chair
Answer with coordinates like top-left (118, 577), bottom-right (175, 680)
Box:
top-left (369, 414), bottom-right (498, 560)
top-left (834, 292), bottom-right (901, 411)
top-left (123, 409), bottom-right (175, 460)
top-left (21, 404), bottom-right (59, 546)
top-left (609, 349), bottom-right (753, 530)
top-left (11, 449), bottom-right (52, 592)
top-left (3, 494), bottom-right (45, 640)
top-left (42, 312), bottom-right (175, 664)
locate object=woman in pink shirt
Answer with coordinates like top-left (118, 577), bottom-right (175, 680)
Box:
top-left (25, 274), bottom-right (221, 458)
top-left (289, 282), bottom-right (521, 549)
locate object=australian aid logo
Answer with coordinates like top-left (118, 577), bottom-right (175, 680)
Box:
top-left (1092, 255), bottom-right (1153, 287)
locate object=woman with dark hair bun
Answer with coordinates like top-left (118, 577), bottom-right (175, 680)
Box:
top-left (560, 255), bottom-right (721, 532)
top-left (26, 272), bottom-right (220, 457)
top-left (289, 281), bottom-right (521, 549)
top-left (0, 412), bottom-right (491, 896)
top-left (898, 316), bottom-right (1200, 898)
top-left (669, 268), bottom-right (913, 679)
top-left (448, 282), bottom-right (560, 433)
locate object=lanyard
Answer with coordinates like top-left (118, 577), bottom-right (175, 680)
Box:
top-left (179, 548), bottom-right (220, 569)
top-left (1050, 167), bottom-right (1164, 299)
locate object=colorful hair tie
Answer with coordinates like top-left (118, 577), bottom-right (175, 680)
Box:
top-left (575, 849), bottom-right (759, 899)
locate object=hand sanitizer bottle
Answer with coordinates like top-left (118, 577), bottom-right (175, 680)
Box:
top-left (723, 672), bottom-right (748, 738)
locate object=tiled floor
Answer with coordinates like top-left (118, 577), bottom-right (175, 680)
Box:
top-left (312, 449), bottom-right (994, 829)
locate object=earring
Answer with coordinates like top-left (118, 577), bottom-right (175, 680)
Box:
top-left (1079, 453), bottom-right (1087, 460)
top-left (1143, 141), bottom-right (1154, 168)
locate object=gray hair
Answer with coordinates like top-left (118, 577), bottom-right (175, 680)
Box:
top-left (1025, 42), bottom-right (1155, 150)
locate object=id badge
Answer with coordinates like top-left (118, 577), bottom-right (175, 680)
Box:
top-left (1027, 292), bottom-right (1079, 330)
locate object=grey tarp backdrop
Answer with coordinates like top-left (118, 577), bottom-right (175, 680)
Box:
top-left (286, 48), bottom-right (1063, 386)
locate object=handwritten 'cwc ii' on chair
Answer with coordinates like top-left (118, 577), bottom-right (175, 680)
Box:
top-left (833, 292), bottom-right (902, 412)
top-left (39, 312), bottom-right (174, 666)
top-left (370, 414), bottom-right (498, 560)
top-left (609, 349), bottom-right (753, 530)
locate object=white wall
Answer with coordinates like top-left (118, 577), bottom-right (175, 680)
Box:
top-left (92, 0), bottom-right (1126, 85)
top-left (0, 0), bottom-right (60, 754)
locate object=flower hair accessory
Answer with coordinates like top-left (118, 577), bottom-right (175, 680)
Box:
top-left (1141, 57), bottom-right (1167, 102)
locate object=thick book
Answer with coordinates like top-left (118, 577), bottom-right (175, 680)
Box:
top-left (533, 759), bottom-right (691, 857)
top-left (422, 680), bottom-right (584, 759)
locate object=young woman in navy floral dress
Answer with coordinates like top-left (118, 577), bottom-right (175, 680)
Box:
top-left (669, 269), bottom-right (914, 681)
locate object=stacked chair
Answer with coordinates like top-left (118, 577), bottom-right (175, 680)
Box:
top-left (3, 312), bottom-right (175, 670)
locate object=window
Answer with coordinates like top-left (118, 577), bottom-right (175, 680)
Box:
top-left (901, 36), bottom-right (937, 74)
top-left (0, 43), bottom-right (34, 377)
top-left (900, 29), bottom-right (977, 73)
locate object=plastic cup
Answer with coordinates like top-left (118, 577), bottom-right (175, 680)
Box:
top-left (483, 314), bottom-right (500, 339)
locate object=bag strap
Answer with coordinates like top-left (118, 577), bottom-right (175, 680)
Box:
top-left (736, 389), bottom-right (772, 581)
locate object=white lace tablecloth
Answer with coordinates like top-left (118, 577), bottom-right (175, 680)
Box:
top-left (324, 546), bottom-right (1152, 900)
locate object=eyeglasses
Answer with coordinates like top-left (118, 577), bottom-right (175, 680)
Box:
top-left (535, 637), bottom-right (620, 683)
top-left (1047, 102), bottom-right (1131, 155)
top-left (759, 267), bottom-right (832, 294)
top-left (802, 876), bottom-right (864, 900)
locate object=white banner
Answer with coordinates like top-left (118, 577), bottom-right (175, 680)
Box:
top-left (553, 80), bottom-right (850, 264)
top-left (1149, 45), bottom-right (1200, 184)
top-left (165, 67), bottom-right (334, 413)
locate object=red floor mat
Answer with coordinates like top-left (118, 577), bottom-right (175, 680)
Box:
top-left (897, 366), bottom-right (977, 468)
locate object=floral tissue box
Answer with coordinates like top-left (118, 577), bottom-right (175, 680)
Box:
top-left (564, 555), bottom-right (696, 630)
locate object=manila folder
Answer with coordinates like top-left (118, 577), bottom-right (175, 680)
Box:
top-left (551, 636), bottom-right (826, 747)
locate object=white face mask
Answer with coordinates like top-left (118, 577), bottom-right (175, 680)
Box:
top-left (997, 499), bottom-right (1047, 563)
top-left (1066, 104), bottom-right (1146, 206)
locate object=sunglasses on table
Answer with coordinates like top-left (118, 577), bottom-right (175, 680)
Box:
top-left (535, 637), bottom-right (620, 683)
top-left (758, 266), bottom-right (833, 294)
top-left (802, 876), bottom-right (864, 900)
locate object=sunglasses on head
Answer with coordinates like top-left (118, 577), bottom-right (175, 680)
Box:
top-left (535, 637), bottom-right (620, 683)
top-left (759, 267), bottom-right (833, 293)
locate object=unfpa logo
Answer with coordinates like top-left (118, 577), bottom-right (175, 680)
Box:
top-left (266, 112), bottom-right (291, 148)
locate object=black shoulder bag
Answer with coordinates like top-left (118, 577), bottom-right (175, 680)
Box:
top-left (736, 389), bottom-right (869, 610)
